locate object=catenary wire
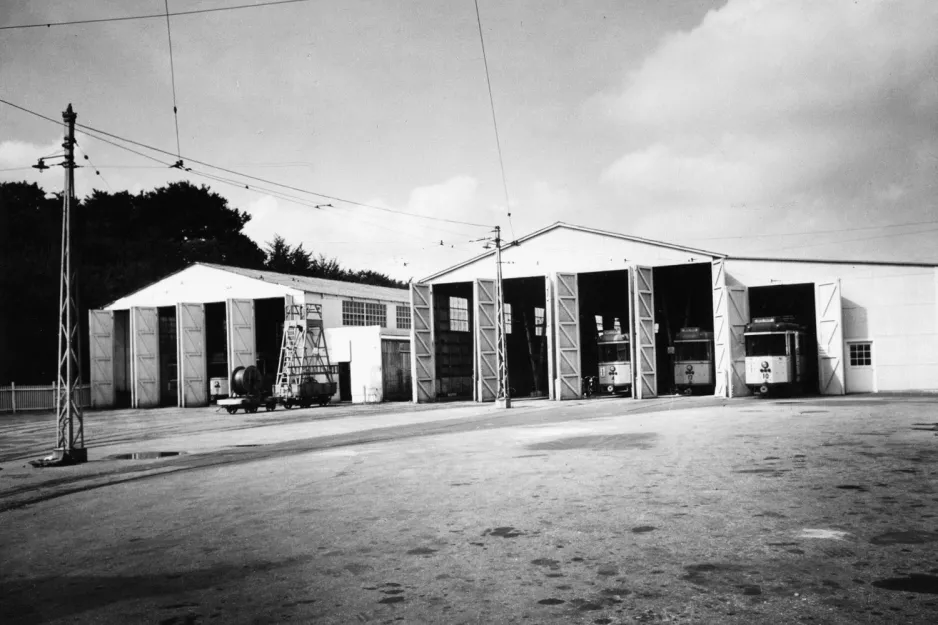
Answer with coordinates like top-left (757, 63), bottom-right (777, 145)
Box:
top-left (0, 96), bottom-right (491, 229)
top-left (473, 0), bottom-right (515, 239)
top-left (163, 0), bottom-right (182, 157)
top-left (0, 0), bottom-right (313, 30)
top-left (75, 139), bottom-right (112, 191)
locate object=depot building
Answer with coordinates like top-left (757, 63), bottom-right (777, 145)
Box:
top-left (408, 222), bottom-right (938, 402)
top-left (88, 263), bottom-right (412, 408)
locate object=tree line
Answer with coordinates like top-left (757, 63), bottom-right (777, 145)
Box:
top-left (0, 180), bottom-right (407, 385)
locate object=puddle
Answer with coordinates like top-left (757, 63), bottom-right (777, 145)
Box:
top-left (538, 598), bottom-right (565, 605)
top-left (527, 432), bottom-right (657, 451)
top-left (406, 547), bottom-right (437, 555)
top-left (111, 452), bottom-right (182, 460)
top-left (836, 485), bottom-right (868, 491)
top-left (233, 444), bottom-right (263, 448)
top-left (631, 526), bottom-right (656, 533)
top-left (799, 529), bottom-right (850, 540)
top-left (870, 531), bottom-right (938, 545)
top-left (871, 574), bottom-right (938, 594)
top-left (532, 558), bottom-right (561, 569)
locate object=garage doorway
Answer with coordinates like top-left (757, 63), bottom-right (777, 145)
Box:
top-left (747, 283), bottom-right (819, 394)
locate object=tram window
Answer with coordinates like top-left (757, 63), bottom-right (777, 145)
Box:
top-left (675, 341), bottom-right (710, 361)
top-left (504, 303), bottom-right (512, 334)
top-left (745, 334), bottom-right (787, 356)
top-left (595, 315), bottom-right (604, 332)
top-left (534, 307), bottom-right (545, 336)
top-left (599, 343), bottom-right (630, 362)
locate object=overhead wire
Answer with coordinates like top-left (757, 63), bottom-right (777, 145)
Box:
top-left (473, 0), bottom-right (515, 240)
top-left (163, 0), bottom-right (182, 158)
top-left (681, 218), bottom-right (938, 241)
top-left (0, 96), bottom-right (491, 229)
top-left (74, 139), bottom-right (112, 191)
top-left (0, 0), bottom-right (313, 31)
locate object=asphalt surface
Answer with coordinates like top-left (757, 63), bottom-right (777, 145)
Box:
top-left (2, 394), bottom-right (938, 624)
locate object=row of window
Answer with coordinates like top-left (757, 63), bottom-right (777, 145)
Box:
top-left (447, 297), bottom-right (545, 335)
top-left (342, 301), bottom-right (411, 329)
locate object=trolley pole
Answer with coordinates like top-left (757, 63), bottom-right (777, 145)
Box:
top-left (494, 226), bottom-right (511, 409)
top-left (50, 104), bottom-right (86, 465)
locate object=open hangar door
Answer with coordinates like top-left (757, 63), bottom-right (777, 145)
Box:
top-left (747, 282), bottom-right (820, 394)
top-left (652, 263), bottom-right (714, 395)
top-left (254, 297), bottom-right (286, 394)
top-left (503, 276), bottom-right (549, 399)
top-left (577, 270), bottom-right (631, 396)
top-left (432, 282), bottom-right (474, 401)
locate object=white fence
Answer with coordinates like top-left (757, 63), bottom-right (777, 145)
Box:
top-left (0, 383), bottom-right (92, 413)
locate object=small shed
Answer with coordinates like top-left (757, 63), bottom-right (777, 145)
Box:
top-left (88, 263), bottom-right (411, 408)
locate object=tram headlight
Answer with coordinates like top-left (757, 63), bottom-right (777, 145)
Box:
top-left (608, 366), bottom-right (616, 374)
top-left (761, 361), bottom-right (769, 369)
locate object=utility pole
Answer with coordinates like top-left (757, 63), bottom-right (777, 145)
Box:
top-left (49, 103), bottom-right (86, 465)
top-left (494, 225), bottom-right (511, 409)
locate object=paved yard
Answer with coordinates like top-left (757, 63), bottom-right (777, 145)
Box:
top-left (2, 395), bottom-right (937, 624)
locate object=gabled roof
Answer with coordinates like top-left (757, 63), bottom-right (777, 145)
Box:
top-left (197, 263), bottom-right (409, 301)
top-left (421, 221), bottom-right (725, 282)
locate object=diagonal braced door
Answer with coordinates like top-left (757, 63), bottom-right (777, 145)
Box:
top-left (712, 259), bottom-right (750, 397)
top-left (410, 283), bottom-right (436, 403)
top-left (177, 302), bottom-right (207, 406)
top-left (553, 273), bottom-right (581, 400)
top-left (632, 266), bottom-right (657, 399)
top-left (130, 306), bottom-right (159, 408)
top-left (89, 309), bottom-right (114, 408)
top-left (226, 299), bottom-right (256, 375)
top-left (474, 279), bottom-right (498, 402)
top-left (816, 280), bottom-right (845, 395)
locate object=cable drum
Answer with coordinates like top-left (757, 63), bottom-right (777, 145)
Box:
top-left (230, 366), bottom-right (262, 396)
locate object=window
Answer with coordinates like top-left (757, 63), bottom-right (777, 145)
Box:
top-left (396, 305), bottom-right (411, 330)
top-left (595, 315), bottom-right (604, 332)
top-left (534, 307), bottom-right (545, 336)
top-left (504, 303), bottom-right (512, 334)
top-left (599, 343), bottom-right (630, 363)
top-left (849, 342), bottom-right (872, 366)
top-left (342, 301), bottom-right (387, 327)
top-left (675, 340), bottom-right (712, 362)
top-left (613, 317), bottom-right (622, 333)
top-left (450, 296), bottom-right (469, 332)
top-left (745, 334), bottom-right (787, 356)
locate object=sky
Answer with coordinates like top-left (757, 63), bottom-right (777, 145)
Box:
top-left (2, 0), bottom-right (936, 281)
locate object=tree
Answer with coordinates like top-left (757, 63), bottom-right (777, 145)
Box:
top-left (263, 235), bottom-right (407, 288)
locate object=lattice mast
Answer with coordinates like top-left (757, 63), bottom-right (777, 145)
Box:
top-left (53, 104), bottom-right (87, 463)
top-left (494, 225), bottom-right (511, 409)
top-left (275, 303), bottom-right (335, 398)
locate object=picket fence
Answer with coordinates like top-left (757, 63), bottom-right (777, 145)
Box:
top-left (0, 383), bottom-right (92, 413)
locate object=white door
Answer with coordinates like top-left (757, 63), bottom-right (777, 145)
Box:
top-left (410, 283), bottom-right (436, 403)
top-left (553, 273), bottom-right (581, 400)
top-left (632, 266), bottom-right (657, 399)
top-left (88, 309), bottom-right (114, 408)
top-left (130, 306), bottom-right (159, 408)
top-left (845, 341), bottom-right (875, 393)
top-left (816, 280), bottom-right (845, 395)
top-left (226, 299), bottom-right (256, 375)
top-left (474, 279), bottom-right (498, 402)
top-left (712, 260), bottom-right (750, 397)
top-left (177, 303), bottom-right (207, 406)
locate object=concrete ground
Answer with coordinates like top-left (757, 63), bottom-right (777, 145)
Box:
top-left (1, 395), bottom-right (937, 624)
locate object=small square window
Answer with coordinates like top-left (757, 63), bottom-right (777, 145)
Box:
top-left (450, 296), bottom-right (469, 332)
top-left (849, 342), bottom-right (872, 367)
top-left (534, 307), bottom-right (545, 336)
top-left (396, 305), bottom-right (411, 330)
top-left (504, 303), bottom-right (512, 334)
top-left (595, 315), bottom-right (604, 332)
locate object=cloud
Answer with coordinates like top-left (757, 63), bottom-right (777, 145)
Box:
top-left (598, 0), bottom-right (938, 254)
top-left (0, 139), bottom-right (62, 167)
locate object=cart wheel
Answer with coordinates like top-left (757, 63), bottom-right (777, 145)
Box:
top-left (265, 404), bottom-right (275, 412)
top-left (226, 407), bottom-right (237, 414)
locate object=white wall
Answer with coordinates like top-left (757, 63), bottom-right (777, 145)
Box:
top-left (726, 260), bottom-right (938, 392)
top-left (324, 326), bottom-right (384, 403)
top-left (301, 291), bottom-right (410, 337)
top-left (428, 226), bottom-right (714, 283)
top-left (107, 265), bottom-right (301, 309)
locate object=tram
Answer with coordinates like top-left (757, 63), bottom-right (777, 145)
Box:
top-left (673, 327), bottom-right (714, 395)
top-left (596, 329), bottom-right (632, 395)
top-left (743, 316), bottom-right (809, 396)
